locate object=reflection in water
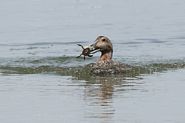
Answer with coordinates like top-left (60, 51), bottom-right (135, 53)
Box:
top-left (82, 76), bottom-right (143, 123)
top-left (0, 57), bottom-right (185, 123)
top-left (84, 78), bottom-right (115, 122)
top-left (83, 76), bottom-right (128, 122)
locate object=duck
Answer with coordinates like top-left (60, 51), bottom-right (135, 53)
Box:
top-left (85, 36), bottom-right (132, 75)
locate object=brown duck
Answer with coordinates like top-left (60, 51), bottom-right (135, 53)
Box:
top-left (79, 36), bottom-right (132, 75)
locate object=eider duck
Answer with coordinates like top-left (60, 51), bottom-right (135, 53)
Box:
top-left (86, 36), bottom-right (132, 75)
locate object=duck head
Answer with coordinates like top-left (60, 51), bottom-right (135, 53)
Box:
top-left (90, 36), bottom-right (113, 62)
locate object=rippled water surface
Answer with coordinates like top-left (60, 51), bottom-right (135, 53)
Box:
top-left (1, 0), bottom-right (185, 123)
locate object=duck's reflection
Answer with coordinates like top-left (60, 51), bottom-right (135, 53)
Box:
top-left (82, 76), bottom-right (123, 122)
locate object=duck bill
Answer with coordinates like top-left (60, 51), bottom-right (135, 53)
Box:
top-left (88, 43), bottom-right (100, 54)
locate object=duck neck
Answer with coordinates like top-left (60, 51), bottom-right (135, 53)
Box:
top-left (99, 51), bottom-right (113, 62)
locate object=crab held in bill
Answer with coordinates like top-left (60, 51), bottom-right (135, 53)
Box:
top-left (76, 44), bottom-right (99, 60)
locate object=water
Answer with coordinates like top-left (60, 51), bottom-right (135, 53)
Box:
top-left (1, 0), bottom-right (185, 122)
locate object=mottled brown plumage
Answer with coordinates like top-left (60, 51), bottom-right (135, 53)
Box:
top-left (87, 36), bottom-right (132, 75)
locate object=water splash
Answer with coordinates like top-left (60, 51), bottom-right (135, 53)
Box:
top-left (0, 56), bottom-right (185, 81)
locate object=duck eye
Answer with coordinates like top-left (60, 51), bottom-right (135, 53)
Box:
top-left (102, 38), bottom-right (106, 42)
